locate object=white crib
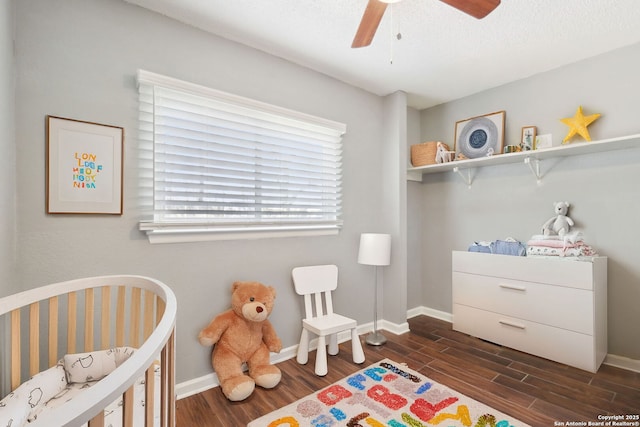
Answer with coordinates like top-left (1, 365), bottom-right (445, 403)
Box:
top-left (0, 275), bottom-right (177, 427)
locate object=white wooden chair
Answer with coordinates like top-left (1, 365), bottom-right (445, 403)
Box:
top-left (292, 264), bottom-right (365, 376)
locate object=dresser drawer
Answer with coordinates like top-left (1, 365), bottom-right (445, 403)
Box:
top-left (453, 272), bottom-right (594, 334)
top-left (452, 251), bottom-right (602, 290)
top-left (453, 304), bottom-right (599, 372)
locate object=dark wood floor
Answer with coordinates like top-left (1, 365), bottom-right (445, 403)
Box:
top-left (176, 315), bottom-right (640, 426)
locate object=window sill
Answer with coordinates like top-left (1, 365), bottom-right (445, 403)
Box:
top-left (139, 222), bottom-right (340, 244)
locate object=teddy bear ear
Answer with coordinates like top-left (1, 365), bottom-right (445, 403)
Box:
top-left (232, 282), bottom-right (242, 292)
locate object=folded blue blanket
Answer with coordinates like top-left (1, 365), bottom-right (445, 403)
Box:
top-left (468, 239), bottom-right (526, 256)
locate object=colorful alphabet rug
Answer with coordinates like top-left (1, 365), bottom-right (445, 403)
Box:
top-left (248, 358), bottom-right (530, 427)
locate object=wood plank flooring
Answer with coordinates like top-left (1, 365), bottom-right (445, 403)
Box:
top-left (176, 315), bottom-right (640, 426)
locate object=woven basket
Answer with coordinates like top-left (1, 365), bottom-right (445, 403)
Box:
top-left (411, 141), bottom-right (450, 166)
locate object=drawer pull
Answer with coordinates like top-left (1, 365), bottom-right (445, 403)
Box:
top-left (498, 319), bottom-right (526, 329)
top-left (499, 283), bottom-right (527, 292)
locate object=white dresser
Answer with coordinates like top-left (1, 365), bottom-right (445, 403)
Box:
top-left (452, 251), bottom-right (607, 372)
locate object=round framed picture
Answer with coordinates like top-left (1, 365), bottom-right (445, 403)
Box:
top-left (454, 111), bottom-right (505, 159)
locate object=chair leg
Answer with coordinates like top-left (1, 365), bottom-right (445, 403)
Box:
top-left (328, 333), bottom-right (339, 356)
top-left (296, 328), bottom-right (309, 365)
top-left (315, 335), bottom-right (328, 376)
top-left (351, 328), bottom-right (365, 364)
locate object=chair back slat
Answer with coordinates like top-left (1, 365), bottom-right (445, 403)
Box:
top-left (323, 290), bottom-right (334, 316)
top-left (302, 294), bottom-right (314, 320)
top-left (313, 293), bottom-right (324, 317)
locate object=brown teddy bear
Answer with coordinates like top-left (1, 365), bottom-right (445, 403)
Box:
top-left (198, 281), bottom-right (282, 401)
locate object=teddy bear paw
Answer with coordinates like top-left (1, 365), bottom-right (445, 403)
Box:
top-left (223, 378), bottom-right (255, 402)
top-left (254, 371), bottom-right (281, 389)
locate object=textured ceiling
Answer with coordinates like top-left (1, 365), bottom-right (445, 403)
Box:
top-left (124, 0), bottom-right (640, 109)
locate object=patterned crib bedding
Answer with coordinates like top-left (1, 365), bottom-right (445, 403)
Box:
top-left (0, 347), bottom-right (160, 427)
top-left (526, 233), bottom-right (597, 258)
top-left (526, 243), bottom-right (597, 257)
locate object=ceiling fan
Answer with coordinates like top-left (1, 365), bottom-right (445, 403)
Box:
top-left (352, 0), bottom-right (501, 48)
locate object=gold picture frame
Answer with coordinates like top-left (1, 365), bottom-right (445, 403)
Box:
top-left (454, 110), bottom-right (505, 159)
top-left (46, 115), bottom-right (124, 214)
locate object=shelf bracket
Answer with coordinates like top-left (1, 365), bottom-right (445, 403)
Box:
top-left (524, 157), bottom-right (542, 181)
top-left (452, 166), bottom-right (473, 187)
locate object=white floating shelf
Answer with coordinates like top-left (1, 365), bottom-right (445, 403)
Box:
top-left (407, 133), bottom-right (640, 183)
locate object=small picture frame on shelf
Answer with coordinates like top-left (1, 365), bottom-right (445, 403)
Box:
top-left (520, 126), bottom-right (536, 151)
top-left (534, 134), bottom-right (553, 150)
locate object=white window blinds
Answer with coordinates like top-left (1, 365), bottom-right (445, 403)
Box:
top-left (137, 70), bottom-right (345, 240)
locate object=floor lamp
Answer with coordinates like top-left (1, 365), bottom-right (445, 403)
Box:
top-left (358, 233), bottom-right (391, 346)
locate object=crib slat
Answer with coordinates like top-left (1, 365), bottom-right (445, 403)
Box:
top-left (131, 287), bottom-right (141, 347)
top-left (168, 329), bottom-right (176, 427)
top-left (145, 364), bottom-right (155, 427)
top-left (156, 296), bottom-right (165, 326)
top-left (88, 410), bottom-right (105, 427)
top-left (68, 291), bottom-right (78, 354)
top-left (116, 286), bottom-right (126, 347)
top-left (101, 286), bottom-right (111, 349)
top-left (144, 290), bottom-right (155, 341)
top-left (85, 287), bottom-right (95, 352)
top-left (29, 302), bottom-right (40, 376)
top-left (158, 328), bottom-right (176, 427)
top-left (160, 340), bottom-right (168, 427)
top-left (11, 309), bottom-right (21, 390)
top-left (49, 296), bottom-right (59, 366)
top-left (123, 385), bottom-right (134, 427)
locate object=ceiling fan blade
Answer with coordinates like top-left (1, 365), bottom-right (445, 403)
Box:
top-left (439, 0), bottom-right (501, 19)
top-left (351, 0), bottom-right (388, 48)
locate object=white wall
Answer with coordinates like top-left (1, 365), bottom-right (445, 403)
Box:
top-left (14, 0), bottom-right (393, 383)
top-left (414, 42), bottom-right (640, 360)
top-left (0, 0), bottom-right (15, 298)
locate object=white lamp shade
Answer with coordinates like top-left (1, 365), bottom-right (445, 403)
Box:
top-left (358, 233), bottom-right (391, 266)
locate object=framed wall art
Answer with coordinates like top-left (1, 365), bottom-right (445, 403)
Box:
top-left (454, 110), bottom-right (505, 159)
top-left (46, 116), bottom-right (124, 214)
top-left (521, 126), bottom-right (536, 151)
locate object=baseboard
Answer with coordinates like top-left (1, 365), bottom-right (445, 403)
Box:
top-left (176, 319), bottom-right (409, 399)
top-left (407, 305), bottom-right (452, 323)
top-left (603, 353), bottom-right (640, 373)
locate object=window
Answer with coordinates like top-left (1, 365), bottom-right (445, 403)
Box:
top-left (137, 71), bottom-right (345, 243)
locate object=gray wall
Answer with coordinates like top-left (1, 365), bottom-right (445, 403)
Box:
top-left (1, 0), bottom-right (16, 396)
top-left (414, 42), bottom-right (640, 360)
top-left (13, 0), bottom-right (393, 383)
top-left (0, 0), bottom-right (16, 298)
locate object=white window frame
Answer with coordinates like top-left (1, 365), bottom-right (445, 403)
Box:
top-left (136, 70), bottom-right (346, 244)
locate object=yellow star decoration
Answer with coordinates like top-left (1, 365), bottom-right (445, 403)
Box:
top-left (560, 106), bottom-right (601, 144)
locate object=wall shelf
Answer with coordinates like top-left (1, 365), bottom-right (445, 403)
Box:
top-left (407, 133), bottom-right (640, 183)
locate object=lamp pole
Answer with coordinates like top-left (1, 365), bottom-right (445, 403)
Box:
top-left (366, 265), bottom-right (387, 345)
